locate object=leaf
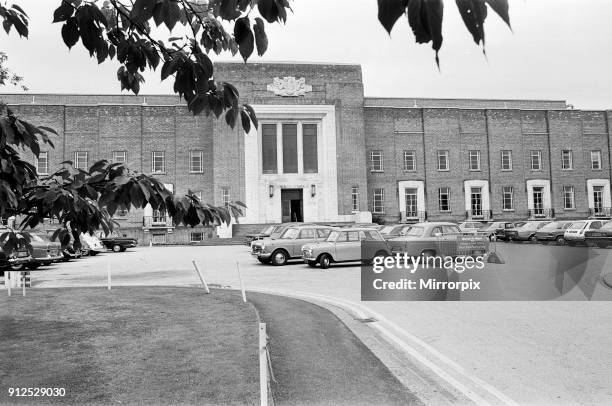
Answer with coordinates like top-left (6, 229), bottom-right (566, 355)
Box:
top-left (377, 0), bottom-right (407, 34)
top-left (407, 0), bottom-right (444, 66)
top-left (233, 17), bottom-right (254, 62)
top-left (456, 0), bottom-right (487, 46)
top-left (225, 108), bottom-right (238, 128)
top-left (485, 0), bottom-right (511, 28)
top-left (253, 17), bottom-right (268, 56)
top-left (243, 104), bottom-right (258, 128)
top-left (164, 0), bottom-right (181, 31)
top-left (38, 126), bottom-right (58, 135)
top-left (53, 2), bottom-right (74, 23)
top-left (257, 0), bottom-right (278, 24)
top-left (240, 109), bottom-right (251, 133)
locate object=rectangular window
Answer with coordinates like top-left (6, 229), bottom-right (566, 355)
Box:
top-left (563, 186), bottom-right (575, 209)
top-left (262, 123), bottom-right (277, 174)
top-left (351, 186), bottom-right (359, 212)
top-left (370, 150), bottom-right (383, 172)
top-left (190, 232), bottom-right (204, 242)
top-left (437, 150), bottom-right (449, 171)
top-left (221, 187), bottom-right (230, 205)
top-left (152, 233), bottom-right (166, 244)
top-left (501, 150), bottom-right (512, 171)
top-left (302, 124), bottom-right (318, 173)
top-left (282, 123), bottom-right (298, 173)
top-left (403, 150), bottom-right (416, 171)
top-left (591, 150), bottom-right (602, 170)
top-left (190, 150), bottom-right (204, 173)
top-left (470, 187), bottom-right (483, 216)
top-left (36, 151), bottom-right (49, 175)
top-left (152, 209), bottom-right (166, 223)
top-left (438, 187), bottom-right (451, 212)
top-left (530, 150), bottom-right (542, 171)
top-left (593, 186), bottom-right (604, 213)
top-left (372, 188), bottom-right (385, 214)
top-left (113, 150), bottom-right (127, 164)
top-left (74, 151), bottom-right (88, 170)
top-left (469, 150), bottom-right (481, 171)
top-left (502, 186), bottom-right (514, 211)
top-left (152, 151), bottom-right (165, 173)
top-left (561, 150), bottom-right (573, 170)
top-left (405, 189), bottom-right (418, 217)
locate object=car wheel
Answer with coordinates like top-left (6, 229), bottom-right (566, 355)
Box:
top-left (11, 263), bottom-right (25, 271)
top-left (319, 254), bottom-right (332, 269)
top-left (112, 244), bottom-right (122, 253)
top-left (529, 235), bottom-right (537, 243)
top-left (489, 235), bottom-right (497, 242)
top-left (555, 236), bottom-right (565, 246)
top-left (120, 246), bottom-right (127, 252)
top-left (258, 257), bottom-right (270, 264)
top-left (81, 249), bottom-right (90, 257)
top-left (271, 249), bottom-right (288, 266)
top-left (307, 260), bottom-right (317, 268)
top-left (26, 263), bottom-right (41, 270)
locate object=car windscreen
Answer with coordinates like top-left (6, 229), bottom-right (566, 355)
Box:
top-left (326, 231), bottom-right (340, 242)
top-left (379, 226), bottom-right (394, 234)
top-left (540, 222), bottom-right (560, 231)
top-left (569, 222), bottom-right (586, 230)
top-left (261, 225), bottom-right (275, 235)
top-left (29, 234), bottom-right (46, 242)
top-left (280, 228), bottom-right (299, 239)
top-left (405, 226), bottom-right (424, 237)
top-left (520, 222), bottom-right (540, 230)
top-left (601, 222), bottom-right (612, 230)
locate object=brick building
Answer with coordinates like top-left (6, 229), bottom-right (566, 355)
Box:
top-left (2, 62), bottom-right (611, 243)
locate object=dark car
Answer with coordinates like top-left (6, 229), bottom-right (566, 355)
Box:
top-left (96, 232), bottom-right (138, 252)
top-left (534, 221), bottom-right (573, 245)
top-left (508, 221), bottom-right (552, 242)
top-left (496, 222), bottom-right (524, 241)
top-left (584, 222), bottom-right (612, 248)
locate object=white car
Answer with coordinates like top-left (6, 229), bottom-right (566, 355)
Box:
top-left (80, 232), bottom-right (105, 256)
top-left (563, 220), bottom-right (608, 245)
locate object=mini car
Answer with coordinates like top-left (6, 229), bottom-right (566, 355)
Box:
top-left (302, 228), bottom-right (391, 269)
top-left (251, 225), bottom-right (334, 265)
top-left (534, 221), bottom-right (573, 245)
top-left (387, 222), bottom-right (489, 257)
top-left (564, 220), bottom-right (608, 246)
top-left (493, 222), bottom-right (522, 241)
top-left (584, 222), bottom-right (612, 248)
top-left (507, 221), bottom-right (551, 242)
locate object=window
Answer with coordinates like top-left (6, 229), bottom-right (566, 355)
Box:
top-left (437, 150), bottom-right (449, 171)
top-left (591, 150), bottom-right (602, 170)
top-left (152, 209), bottom-right (166, 223)
top-left (530, 150), bottom-right (542, 171)
top-left (262, 123), bottom-right (277, 174)
top-left (563, 186), bottom-right (575, 209)
top-left (468, 150), bottom-right (481, 171)
top-left (403, 150), bottom-right (416, 171)
top-left (221, 187), bottom-right (230, 205)
top-left (152, 233), bottom-right (166, 244)
top-left (190, 150), bottom-right (204, 173)
top-left (502, 187), bottom-right (514, 211)
top-left (438, 187), bottom-right (451, 212)
top-left (372, 188), bottom-right (385, 214)
top-left (190, 232), bottom-right (204, 242)
top-left (116, 208), bottom-right (128, 216)
top-left (36, 151), bottom-right (49, 175)
top-left (113, 151), bottom-right (127, 164)
top-left (351, 186), bottom-right (359, 212)
top-left (405, 188), bottom-right (418, 217)
top-left (302, 124), bottom-right (318, 173)
top-left (370, 150), bottom-right (383, 172)
top-left (561, 150), bottom-right (572, 170)
top-left (282, 123), bottom-right (298, 173)
top-left (74, 151), bottom-right (88, 170)
top-left (298, 229), bottom-right (316, 239)
top-left (501, 150), bottom-right (512, 171)
top-left (152, 151), bottom-right (165, 173)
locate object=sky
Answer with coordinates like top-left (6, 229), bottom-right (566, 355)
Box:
top-left (1, 0), bottom-right (611, 109)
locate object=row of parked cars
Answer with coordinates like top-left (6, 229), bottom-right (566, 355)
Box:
top-left (248, 222), bottom-right (490, 268)
top-left (0, 227), bottom-right (138, 273)
top-left (457, 219), bottom-right (612, 247)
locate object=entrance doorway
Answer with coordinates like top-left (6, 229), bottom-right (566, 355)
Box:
top-left (281, 189), bottom-right (303, 222)
top-left (533, 187), bottom-right (544, 216)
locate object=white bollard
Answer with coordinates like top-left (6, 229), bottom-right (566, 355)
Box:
top-left (259, 323), bottom-right (268, 406)
top-left (236, 261), bottom-right (246, 302)
top-left (22, 272), bottom-right (25, 297)
top-left (107, 260), bottom-right (111, 291)
top-left (6, 271), bottom-right (11, 297)
top-left (192, 261), bottom-right (210, 293)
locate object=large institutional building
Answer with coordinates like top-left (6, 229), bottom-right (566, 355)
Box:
top-left (3, 62), bottom-right (611, 243)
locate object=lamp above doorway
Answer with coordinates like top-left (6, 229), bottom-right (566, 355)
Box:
top-left (269, 185), bottom-right (274, 198)
top-left (311, 184), bottom-right (316, 197)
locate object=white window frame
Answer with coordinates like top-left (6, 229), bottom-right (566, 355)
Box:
top-left (468, 150), bottom-right (481, 171)
top-left (36, 151), bottom-right (49, 175)
top-left (351, 186), bottom-right (359, 212)
top-left (403, 150), bottom-right (416, 172)
top-left (190, 232), bottom-right (204, 242)
top-left (591, 150), bottom-right (602, 170)
top-left (74, 151), bottom-right (88, 170)
top-left (370, 150), bottom-right (383, 172)
top-left (221, 187), bottom-right (230, 205)
top-left (502, 186), bottom-right (514, 211)
top-left (437, 150), bottom-right (449, 171)
top-left (372, 188), bottom-right (385, 214)
top-left (501, 150), bottom-right (513, 171)
top-left (113, 150), bottom-right (127, 164)
top-left (561, 150), bottom-right (573, 170)
top-left (438, 187), bottom-right (451, 212)
top-left (563, 186), bottom-right (575, 210)
top-left (530, 150), bottom-right (542, 171)
top-left (152, 151), bottom-right (165, 173)
top-left (190, 150), bottom-right (204, 173)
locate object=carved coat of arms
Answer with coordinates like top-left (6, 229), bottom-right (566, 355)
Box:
top-left (266, 77), bottom-right (312, 97)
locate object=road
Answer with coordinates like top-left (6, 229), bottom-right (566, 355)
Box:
top-left (17, 242), bottom-right (612, 405)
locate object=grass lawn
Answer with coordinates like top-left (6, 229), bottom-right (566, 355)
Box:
top-left (0, 287), bottom-right (259, 405)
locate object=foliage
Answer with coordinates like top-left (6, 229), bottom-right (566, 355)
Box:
top-left (0, 52), bottom-right (27, 91)
top-left (377, 0), bottom-right (511, 65)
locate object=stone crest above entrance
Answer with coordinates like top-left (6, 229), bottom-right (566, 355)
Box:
top-left (267, 77), bottom-right (312, 97)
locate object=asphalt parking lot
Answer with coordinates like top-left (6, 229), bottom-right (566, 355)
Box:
top-left (14, 241), bottom-right (612, 405)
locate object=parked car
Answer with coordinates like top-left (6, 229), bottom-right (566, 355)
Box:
top-left (378, 224), bottom-right (412, 240)
top-left (458, 221), bottom-right (490, 234)
top-left (534, 221), bottom-right (573, 245)
top-left (251, 225), bottom-right (334, 265)
top-left (0, 227), bottom-right (32, 273)
top-left (506, 221), bottom-right (551, 242)
top-left (584, 221), bottom-right (612, 248)
top-left (244, 224), bottom-right (278, 246)
top-left (23, 233), bottom-right (63, 269)
top-left (80, 233), bottom-right (105, 256)
top-left (564, 220), bottom-right (608, 246)
top-left (479, 222), bottom-right (512, 241)
top-left (493, 222), bottom-right (522, 241)
top-left (301, 228), bottom-right (391, 269)
top-left (96, 232), bottom-right (138, 252)
top-left (387, 222), bottom-right (489, 257)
